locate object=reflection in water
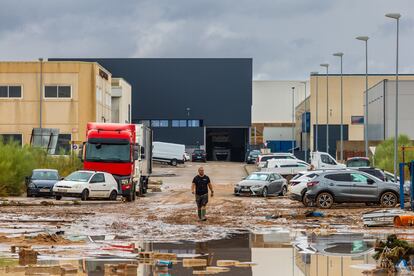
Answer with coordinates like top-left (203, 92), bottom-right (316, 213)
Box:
top-left (0, 231), bottom-right (377, 276)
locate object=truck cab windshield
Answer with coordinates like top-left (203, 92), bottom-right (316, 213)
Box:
top-left (85, 141), bottom-right (130, 163)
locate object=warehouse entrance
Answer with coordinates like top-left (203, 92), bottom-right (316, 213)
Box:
top-left (206, 128), bottom-right (248, 162)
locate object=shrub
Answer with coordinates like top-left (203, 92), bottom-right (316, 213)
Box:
top-left (0, 142), bottom-right (82, 196)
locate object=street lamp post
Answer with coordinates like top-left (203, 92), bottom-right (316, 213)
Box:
top-left (291, 87), bottom-right (295, 155)
top-left (333, 52), bottom-right (344, 161)
top-left (39, 58), bottom-right (43, 146)
top-left (356, 36), bottom-right (369, 157)
top-left (301, 81), bottom-right (308, 162)
top-left (311, 72), bottom-right (319, 152)
top-left (385, 13), bottom-right (401, 182)
top-left (320, 64), bottom-right (329, 154)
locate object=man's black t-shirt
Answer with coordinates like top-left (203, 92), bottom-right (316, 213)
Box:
top-left (193, 175), bottom-right (210, 196)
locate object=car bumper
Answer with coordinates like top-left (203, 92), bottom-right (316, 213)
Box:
top-left (27, 187), bottom-right (54, 196)
top-left (234, 187), bottom-right (264, 196)
top-left (53, 192), bottom-right (82, 198)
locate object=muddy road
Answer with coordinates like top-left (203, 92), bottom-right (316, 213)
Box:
top-left (1, 162), bottom-right (411, 243)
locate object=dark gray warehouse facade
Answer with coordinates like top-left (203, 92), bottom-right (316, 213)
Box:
top-left (52, 58), bottom-right (252, 161)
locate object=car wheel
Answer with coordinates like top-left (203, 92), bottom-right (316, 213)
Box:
top-left (109, 190), bottom-right (117, 201)
top-left (55, 195), bottom-right (62, 200)
top-left (171, 159), bottom-right (178, 166)
top-left (262, 187), bottom-right (268, 198)
top-left (302, 194), bottom-right (310, 207)
top-left (81, 189), bottom-right (89, 201)
top-left (279, 186), bottom-right (287, 196)
top-left (316, 192), bottom-right (334, 209)
top-left (380, 192), bottom-right (398, 208)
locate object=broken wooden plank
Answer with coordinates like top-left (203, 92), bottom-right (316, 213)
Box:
top-left (183, 258), bottom-right (207, 267)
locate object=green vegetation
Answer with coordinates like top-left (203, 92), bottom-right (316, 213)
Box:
top-left (0, 141), bottom-right (82, 197)
top-left (374, 134), bottom-right (414, 176)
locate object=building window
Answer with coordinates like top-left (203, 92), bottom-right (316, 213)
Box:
top-left (0, 134), bottom-right (23, 146)
top-left (188, 120), bottom-right (200, 127)
top-left (151, 120), bottom-right (169, 127)
top-left (0, 86), bottom-right (22, 98)
top-left (45, 85), bottom-right (71, 98)
top-left (172, 120), bottom-right (187, 127)
top-left (351, 116), bottom-right (364, 125)
top-left (56, 134), bottom-right (71, 154)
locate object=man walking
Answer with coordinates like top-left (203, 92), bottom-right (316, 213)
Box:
top-left (192, 167), bottom-right (214, 221)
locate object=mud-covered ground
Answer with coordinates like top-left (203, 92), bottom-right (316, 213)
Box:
top-left (1, 161), bottom-right (413, 244)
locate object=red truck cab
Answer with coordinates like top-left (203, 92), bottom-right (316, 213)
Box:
top-left (83, 123), bottom-right (140, 201)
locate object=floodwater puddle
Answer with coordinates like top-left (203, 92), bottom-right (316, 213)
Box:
top-left (0, 229), bottom-right (379, 275)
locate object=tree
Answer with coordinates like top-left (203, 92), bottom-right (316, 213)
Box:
top-left (375, 135), bottom-right (414, 176)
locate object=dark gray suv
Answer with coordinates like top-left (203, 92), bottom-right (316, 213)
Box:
top-left (305, 170), bottom-right (400, 209)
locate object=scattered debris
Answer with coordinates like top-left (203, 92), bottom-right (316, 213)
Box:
top-left (18, 248), bottom-right (38, 265)
top-left (394, 215), bottom-right (414, 227)
top-left (183, 258), bottom-right (208, 267)
top-left (216, 260), bottom-right (239, 267)
top-left (363, 209), bottom-right (407, 227)
top-left (235, 262), bottom-right (257, 267)
top-left (206, 266), bottom-right (230, 273)
top-left (104, 263), bottom-right (138, 276)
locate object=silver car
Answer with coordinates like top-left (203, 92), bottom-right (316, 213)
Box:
top-left (305, 170), bottom-right (401, 208)
top-left (234, 172), bottom-right (288, 197)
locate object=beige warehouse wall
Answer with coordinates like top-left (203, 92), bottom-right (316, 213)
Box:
top-left (309, 74), bottom-right (414, 150)
top-left (0, 61), bottom-right (111, 145)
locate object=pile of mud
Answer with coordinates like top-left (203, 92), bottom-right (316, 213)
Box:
top-left (0, 233), bottom-right (83, 245)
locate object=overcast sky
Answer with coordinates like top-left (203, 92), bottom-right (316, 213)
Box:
top-left (0, 0), bottom-right (413, 80)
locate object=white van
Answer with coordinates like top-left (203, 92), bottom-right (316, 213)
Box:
top-left (311, 152), bottom-right (346, 170)
top-left (262, 159), bottom-right (310, 177)
top-left (153, 142), bottom-right (185, 166)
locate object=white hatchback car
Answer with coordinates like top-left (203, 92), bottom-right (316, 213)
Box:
top-left (53, 171), bottom-right (119, 201)
top-left (289, 170), bottom-right (321, 206)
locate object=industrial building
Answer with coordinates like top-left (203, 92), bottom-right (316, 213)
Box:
top-left (111, 78), bottom-right (132, 124)
top-left (53, 58), bottom-right (252, 162)
top-left (252, 80), bottom-right (308, 152)
top-left (367, 80), bottom-right (414, 140)
top-left (309, 73), bottom-right (414, 159)
top-left (0, 61), bottom-right (130, 153)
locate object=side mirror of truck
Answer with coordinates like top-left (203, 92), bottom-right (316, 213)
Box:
top-left (133, 151), bottom-right (139, 161)
top-left (79, 142), bottom-right (86, 162)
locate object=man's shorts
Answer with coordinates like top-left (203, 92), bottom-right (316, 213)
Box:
top-left (195, 193), bottom-right (209, 208)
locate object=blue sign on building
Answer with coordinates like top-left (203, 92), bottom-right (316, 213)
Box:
top-left (301, 112), bottom-right (311, 133)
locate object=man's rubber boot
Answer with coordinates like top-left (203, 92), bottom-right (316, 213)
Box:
top-left (201, 209), bottom-right (207, 221)
top-left (198, 209), bottom-right (202, 220)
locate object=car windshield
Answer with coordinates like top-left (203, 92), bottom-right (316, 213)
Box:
top-left (246, 173), bottom-right (269, 181)
top-left (249, 151), bottom-right (260, 156)
top-left (347, 159), bottom-right (370, 167)
top-left (194, 150), bottom-right (204, 154)
top-left (65, 171), bottom-right (94, 182)
top-left (31, 171), bottom-right (59, 180)
top-left (85, 141), bottom-right (130, 163)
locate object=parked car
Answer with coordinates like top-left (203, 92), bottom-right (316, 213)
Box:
top-left (356, 167), bottom-right (386, 181)
top-left (246, 150), bottom-right (261, 164)
top-left (305, 170), bottom-right (401, 209)
top-left (184, 152), bottom-right (191, 162)
top-left (53, 171), bottom-right (118, 201)
top-left (262, 159), bottom-right (310, 177)
top-left (234, 172), bottom-right (287, 197)
top-left (257, 153), bottom-right (298, 168)
top-left (289, 170), bottom-right (322, 206)
top-left (346, 157), bottom-right (371, 168)
top-left (26, 169), bottom-right (61, 197)
top-left (311, 151), bottom-right (346, 170)
top-left (192, 149), bottom-right (207, 162)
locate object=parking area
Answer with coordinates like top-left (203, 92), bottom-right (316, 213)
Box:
top-left (1, 161), bottom-right (410, 241)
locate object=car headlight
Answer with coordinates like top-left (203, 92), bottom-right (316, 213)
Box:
top-left (28, 183), bottom-right (36, 188)
top-left (253, 185), bottom-right (262, 188)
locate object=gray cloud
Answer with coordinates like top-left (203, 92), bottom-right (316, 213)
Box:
top-left (0, 0), bottom-right (413, 79)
